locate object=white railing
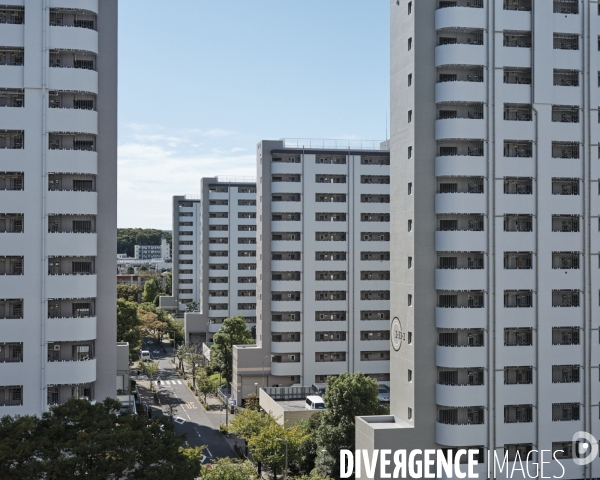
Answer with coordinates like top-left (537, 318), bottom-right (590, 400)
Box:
top-left (216, 176), bottom-right (257, 183)
top-left (283, 138), bottom-right (388, 151)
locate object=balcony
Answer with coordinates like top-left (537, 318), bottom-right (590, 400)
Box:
top-left (270, 359), bottom-right (302, 376)
top-left (46, 274), bottom-right (96, 299)
top-left (49, 24), bottom-right (98, 54)
top-left (436, 344), bottom-right (486, 368)
top-left (435, 118), bottom-right (486, 141)
top-left (436, 422), bottom-right (487, 447)
top-left (46, 148), bottom-right (97, 175)
top-left (46, 107), bottom-right (97, 136)
top-left (46, 358), bottom-right (96, 386)
top-left (435, 230), bottom-right (486, 251)
top-left (47, 191), bottom-right (97, 215)
top-left (435, 4), bottom-right (485, 30)
top-left (435, 193), bottom-right (487, 215)
top-left (435, 268), bottom-right (486, 292)
top-left (436, 383), bottom-right (487, 407)
top-left (48, 62), bottom-right (98, 93)
top-left (435, 78), bottom-right (486, 104)
top-left (435, 44), bottom-right (486, 68)
top-left (46, 316), bottom-right (97, 342)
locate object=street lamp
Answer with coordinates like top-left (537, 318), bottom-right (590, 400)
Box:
top-left (262, 354), bottom-right (274, 388)
top-left (254, 382), bottom-right (258, 398)
top-left (277, 437), bottom-right (288, 480)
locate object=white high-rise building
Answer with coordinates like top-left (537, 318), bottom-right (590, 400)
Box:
top-left (356, 1), bottom-right (600, 478)
top-left (233, 140), bottom-right (391, 402)
top-left (0, 1), bottom-right (118, 415)
top-left (162, 179), bottom-right (257, 345)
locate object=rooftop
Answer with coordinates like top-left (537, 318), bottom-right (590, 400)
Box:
top-left (282, 138), bottom-right (388, 151)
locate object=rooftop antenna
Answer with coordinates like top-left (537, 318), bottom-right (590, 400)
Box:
top-left (385, 111), bottom-right (388, 141)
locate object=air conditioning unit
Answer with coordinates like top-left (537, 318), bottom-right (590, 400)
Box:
top-left (290, 314), bottom-right (295, 320)
top-left (288, 355), bottom-right (295, 361)
top-left (53, 344), bottom-right (61, 351)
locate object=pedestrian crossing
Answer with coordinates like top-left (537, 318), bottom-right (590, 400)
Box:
top-left (153, 380), bottom-right (183, 386)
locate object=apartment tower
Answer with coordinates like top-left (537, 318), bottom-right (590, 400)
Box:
top-left (0, 1), bottom-right (118, 415)
top-left (233, 140), bottom-right (391, 401)
top-left (356, 1), bottom-right (600, 478)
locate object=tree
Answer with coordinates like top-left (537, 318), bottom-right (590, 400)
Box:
top-left (139, 264), bottom-right (149, 272)
top-left (227, 408), bottom-right (274, 445)
top-left (244, 393), bottom-right (259, 410)
top-left (248, 421), bottom-right (310, 480)
top-left (314, 373), bottom-right (385, 479)
top-left (175, 345), bottom-right (188, 372)
top-left (143, 361), bottom-right (159, 382)
top-left (142, 278), bottom-right (160, 304)
top-left (294, 474), bottom-right (335, 480)
top-left (195, 370), bottom-right (218, 403)
top-left (126, 266), bottom-right (135, 274)
top-left (163, 270), bottom-right (172, 296)
top-left (185, 301), bottom-right (199, 312)
top-left (199, 458), bottom-right (259, 480)
top-left (293, 414), bottom-right (322, 475)
top-left (183, 343), bottom-right (205, 390)
top-left (117, 298), bottom-right (142, 357)
top-left (117, 228), bottom-right (172, 258)
top-left (210, 315), bottom-right (254, 383)
top-left (117, 284), bottom-right (143, 302)
top-left (138, 303), bottom-right (169, 342)
top-left (0, 398), bottom-right (200, 480)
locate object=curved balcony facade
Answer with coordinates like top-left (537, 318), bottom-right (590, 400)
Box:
top-left (46, 191), bottom-right (97, 216)
top-left (434, 193), bottom-right (487, 215)
top-left (49, 25), bottom-right (98, 54)
top-left (46, 149), bottom-right (97, 175)
top-left (270, 341), bottom-right (301, 354)
top-left (436, 344), bottom-right (487, 368)
top-left (435, 231), bottom-right (487, 251)
top-left (435, 156), bottom-right (486, 177)
top-left (46, 358), bottom-right (96, 385)
top-left (435, 268), bottom-right (487, 292)
top-left (435, 80), bottom-right (486, 104)
top-left (48, 67), bottom-right (98, 94)
top-left (270, 360), bottom-right (302, 377)
top-left (435, 118), bottom-right (486, 141)
top-left (435, 6), bottom-right (485, 30)
top-left (46, 233), bottom-right (97, 257)
top-left (436, 422), bottom-right (487, 447)
top-left (436, 383), bottom-right (487, 407)
top-left (50, 0), bottom-right (99, 13)
top-left (435, 45), bottom-right (486, 68)
top-left (436, 306), bottom-right (487, 329)
top-left (46, 274), bottom-right (97, 300)
top-left (46, 108), bottom-right (98, 136)
top-left (46, 317), bottom-right (97, 342)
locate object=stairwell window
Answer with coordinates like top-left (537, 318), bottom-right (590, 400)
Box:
top-left (408, 294), bottom-right (412, 306)
top-left (408, 219), bottom-right (413, 232)
top-left (408, 74), bottom-right (412, 86)
top-left (408, 110), bottom-right (412, 123)
top-left (408, 182), bottom-right (412, 195)
top-left (408, 38), bottom-right (412, 50)
top-left (408, 146), bottom-right (412, 159)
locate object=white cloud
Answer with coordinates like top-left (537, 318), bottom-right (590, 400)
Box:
top-left (117, 124), bottom-right (256, 229)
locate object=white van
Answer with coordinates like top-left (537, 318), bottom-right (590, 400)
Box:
top-left (140, 350), bottom-right (151, 362)
top-left (305, 395), bottom-right (325, 410)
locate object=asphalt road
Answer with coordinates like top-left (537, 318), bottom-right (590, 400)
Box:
top-left (142, 338), bottom-right (235, 462)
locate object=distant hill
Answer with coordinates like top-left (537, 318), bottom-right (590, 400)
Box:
top-left (117, 228), bottom-right (172, 258)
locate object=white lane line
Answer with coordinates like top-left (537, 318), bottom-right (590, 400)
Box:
top-left (180, 403), bottom-right (191, 420)
top-left (205, 447), bottom-right (213, 458)
top-left (177, 380), bottom-right (182, 385)
top-left (194, 427), bottom-right (202, 438)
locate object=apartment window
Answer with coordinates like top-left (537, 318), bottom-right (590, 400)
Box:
top-left (316, 311), bottom-right (346, 321)
top-left (0, 385), bottom-right (22, 406)
top-left (504, 325), bottom-right (534, 345)
top-left (503, 214), bottom-right (532, 232)
top-left (408, 219), bottom-right (412, 232)
top-left (408, 370), bottom-right (412, 382)
top-left (316, 232), bottom-right (346, 242)
top-left (552, 290), bottom-right (580, 307)
top-left (552, 403), bottom-right (580, 421)
top-left (408, 332), bottom-right (412, 344)
top-left (361, 351), bottom-right (390, 361)
top-left (504, 103), bottom-right (532, 121)
top-left (552, 177), bottom-right (579, 195)
top-left (0, 6), bottom-right (24, 24)
top-left (504, 141), bottom-right (532, 158)
top-left (408, 257), bottom-right (412, 269)
top-left (552, 215), bottom-right (579, 232)
top-left (438, 329), bottom-right (484, 346)
top-left (504, 0), bottom-right (531, 11)
top-left (408, 37), bottom-right (412, 50)
top-left (362, 232), bottom-right (389, 242)
top-left (0, 343), bottom-right (23, 362)
top-left (552, 326), bottom-right (579, 345)
top-left (361, 194), bottom-right (389, 204)
top-left (408, 2), bottom-right (412, 14)
top-left (554, 0), bottom-right (578, 14)
top-left (438, 368), bottom-right (484, 386)
top-left (554, 69), bottom-right (579, 86)
top-left (504, 405), bottom-right (533, 423)
top-left (553, 365), bottom-right (580, 383)
top-left (503, 177), bottom-right (532, 194)
top-left (0, 47), bottom-right (23, 66)
top-left (438, 407), bottom-right (484, 425)
top-left (0, 130), bottom-right (24, 149)
top-left (503, 31), bottom-right (531, 47)
top-left (361, 213), bottom-right (390, 222)
top-left (408, 182), bottom-right (412, 195)
top-left (504, 67), bottom-right (531, 85)
top-left (408, 146), bottom-right (412, 159)
top-left (554, 33), bottom-right (578, 50)
top-left (408, 74), bottom-right (412, 86)
top-left (408, 294), bottom-right (412, 306)
top-left (0, 256), bottom-right (23, 275)
top-left (361, 175), bottom-right (389, 184)
top-left (552, 252), bottom-right (579, 269)
top-left (504, 290), bottom-right (533, 308)
top-left (361, 311), bottom-right (390, 320)
top-left (408, 408), bottom-right (412, 420)
top-left (408, 110), bottom-right (412, 123)
top-left (504, 366), bottom-right (533, 385)
top-left (360, 252), bottom-right (390, 261)
top-left (316, 331), bottom-right (346, 342)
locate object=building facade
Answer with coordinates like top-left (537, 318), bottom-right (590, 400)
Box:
top-left (356, 1), bottom-right (600, 478)
top-left (134, 237), bottom-right (170, 261)
top-left (0, 0), bottom-right (118, 415)
top-left (184, 177), bottom-right (257, 344)
top-left (233, 140), bottom-right (391, 402)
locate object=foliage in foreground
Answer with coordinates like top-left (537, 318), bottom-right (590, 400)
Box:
top-left (0, 398), bottom-right (201, 480)
top-left (210, 315), bottom-right (255, 383)
top-left (199, 458), bottom-right (259, 479)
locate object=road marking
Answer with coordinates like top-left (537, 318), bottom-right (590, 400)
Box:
top-left (174, 417), bottom-right (185, 424)
top-left (177, 380), bottom-right (182, 384)
top-left (186, 402), bottom-right (197, 409)
top-left (153, 350), bottom-right (160, 354)
top-left (205, 447), bottom-right (213, 458)
top-left (194, 427), bottom-right (202, 438)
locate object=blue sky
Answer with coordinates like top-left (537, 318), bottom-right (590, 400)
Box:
top-left (118, 1), bottom-right (390, 229)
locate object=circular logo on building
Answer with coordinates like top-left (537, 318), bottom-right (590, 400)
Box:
top-left (391, 317), bottom-right (404, 351)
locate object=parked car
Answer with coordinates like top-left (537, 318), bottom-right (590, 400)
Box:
top-left (378, 384), bottom-right (390, 403)
top-left (305, 395), bottom-right (326, 410)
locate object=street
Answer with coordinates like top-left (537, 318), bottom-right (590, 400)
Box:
top-left (140, 338), bottom-right (236, 462)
